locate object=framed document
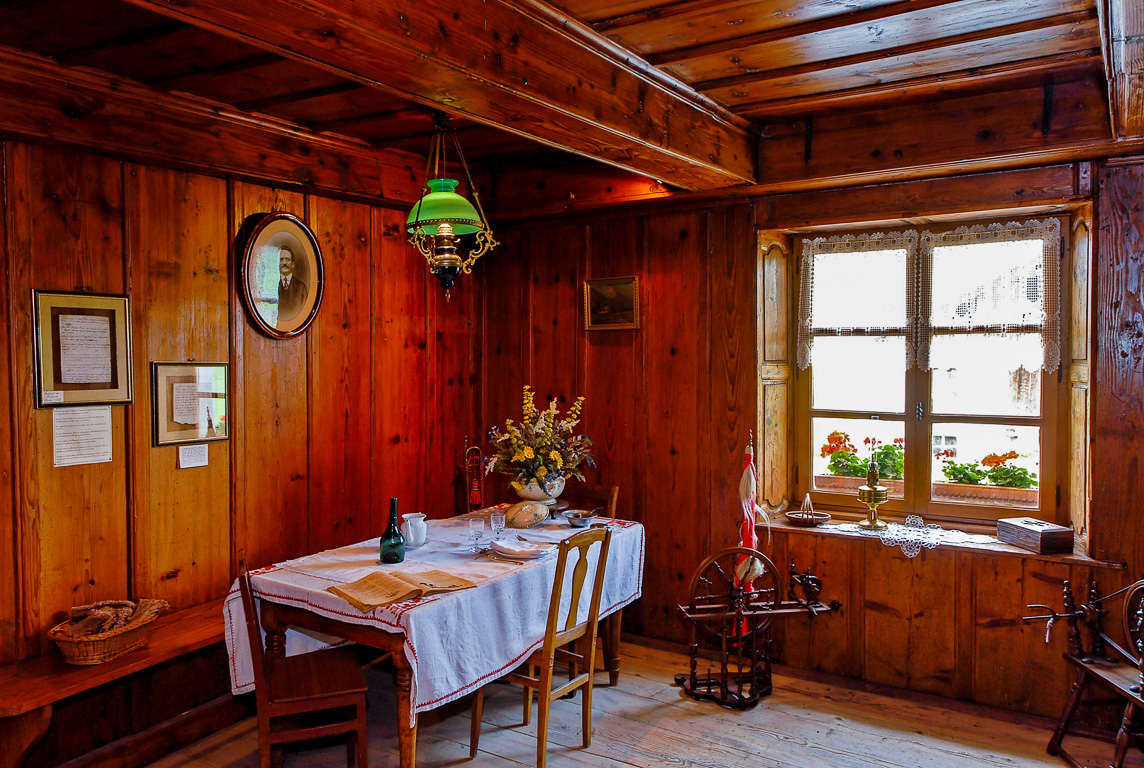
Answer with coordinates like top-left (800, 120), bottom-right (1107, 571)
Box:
top-left (583, 276), bottom-right (639, 331)
top-left (33, 291), bottom-right (132, 408)
top-left (240, 212), bottom-right (324, 339)
top-left (151, 362), bottom-right (230, 446)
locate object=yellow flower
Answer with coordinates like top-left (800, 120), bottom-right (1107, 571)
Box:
top-left (537, 466), bottom-right (548, 477)
top-left (549, 450), bottom-right (559, 461)
top-left (555, 455), bottom-right (563, 469)
top-left (523, 446), bottom-right (534, 459)
top-left (510, 480), bottom-right (523, 490)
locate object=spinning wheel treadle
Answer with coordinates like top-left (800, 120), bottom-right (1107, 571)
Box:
top-left (675, 546), bottom-right (838, 710)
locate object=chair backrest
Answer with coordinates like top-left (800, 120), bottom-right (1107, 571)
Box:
top-left (541, 527), bottom-right (612, 656)
top-left (238, 569), bottom-right (270, 708)
top-left (561, 483), bottom-right (619, 518)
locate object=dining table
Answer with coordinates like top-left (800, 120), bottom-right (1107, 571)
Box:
top-left (223, 508), bottom-right (646, 768)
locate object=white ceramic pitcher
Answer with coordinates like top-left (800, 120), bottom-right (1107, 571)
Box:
top-left (400, 513), bottom-right (428, 548)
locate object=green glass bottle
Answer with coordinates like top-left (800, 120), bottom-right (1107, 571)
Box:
top-left (379, 497), bottom-right (406, 564)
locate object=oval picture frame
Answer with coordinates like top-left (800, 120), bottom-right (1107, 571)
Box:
top-left (240, 212), bottom-right (324, 339)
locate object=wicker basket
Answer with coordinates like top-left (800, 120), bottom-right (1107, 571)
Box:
top-left (48, 611), bottom-right (159, 665)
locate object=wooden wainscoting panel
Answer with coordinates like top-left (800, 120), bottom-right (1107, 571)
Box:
top-left (230, 182), bottom-right (308, 570)
top-left (707, 205), bottom-right (757, 554)
top-left (371, 207), bottom-right (428, 525)
top-left (528, 224), bottom-right (584, 411)
top-left (7, 143), bottom-right (130, 652)
top-left (906, 547), bottom-right (958, 697)
top-left (1091, 162), bottom-right (1144, 571)
top-left (641, 210), bottom-right (708, 643)
top-left (425, 255), bottom-right (480, 518)
top-left (479, 228), bottom-right (528, 508)
top-left (125, 165), bottom-right (230, 605)
top-left (0, 142), bottom-right (15, 663)
top-left (584, 219), bottom-right (644, 552)
top-left (307, 196), bottom-right (373, 550)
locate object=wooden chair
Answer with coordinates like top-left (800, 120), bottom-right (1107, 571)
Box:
top-left (469, 527), bottom-right (613, 768)
top-left (561, 483), bottom-right (623, 685)
top-left (238, 569), bottom-right (370, 768)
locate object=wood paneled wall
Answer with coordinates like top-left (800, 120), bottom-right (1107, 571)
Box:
top-left (480, 161), bottom-right (1144, 719)
top-left (1091, 159), bottom-right (1144, 574)
top-left (478, 204), bottom-right (757, 642)
top-left (0, 141), bottom-right (478, 667)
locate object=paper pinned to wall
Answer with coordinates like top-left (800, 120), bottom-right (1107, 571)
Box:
top-left (178, 444), bottom-right (209, 469)
top-left (53, 406), bottom-right (113, 467)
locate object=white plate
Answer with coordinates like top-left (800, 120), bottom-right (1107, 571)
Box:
top-left (491, 540), bottom-right (555, 559)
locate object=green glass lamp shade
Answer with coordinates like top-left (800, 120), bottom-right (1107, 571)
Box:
top-left (407, 178), bottom-right (484, 236)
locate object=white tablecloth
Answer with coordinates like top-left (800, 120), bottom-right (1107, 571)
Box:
top-left (223, 512), bottom-right (644, 720)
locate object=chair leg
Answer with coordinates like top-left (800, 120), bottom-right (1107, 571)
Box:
top-left (582, 640), bottom-right (596, 747)
top-left (469, 687), bottom-right (485, 759)
top-left (523, 665), bottom-right (535, 726)
top-left (348, 732), bottom-right (358, 768)
top-left (270, 745), bottom-right (284, 768)
top-left (1048, 668), bottom-right (1087, 756)
top-left (536, 666), bottom-right (554, 768)
top-left (1112, 702), bottom-right (1137, 768)
top-left (356, 698), bottom-right (369, 768)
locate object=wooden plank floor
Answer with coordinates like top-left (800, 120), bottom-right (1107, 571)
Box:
top-left (148, 643), bottom-right (1142, 768)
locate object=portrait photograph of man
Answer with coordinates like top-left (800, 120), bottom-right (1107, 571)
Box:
top-left (241, 213), bottom-right (324, 339)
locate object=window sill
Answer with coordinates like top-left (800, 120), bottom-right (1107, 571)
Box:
top-left (758, 514), bottom-right (1123, 569)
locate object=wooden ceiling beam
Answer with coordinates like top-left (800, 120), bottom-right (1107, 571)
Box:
top-left (118, 0), bottom-right (757, 190)
top-left (692, 10), bottom-right (1094, 92)
top-left (734, 51), bottom-right (1102, 119)
top-left (310, 107), bottom-right (429, 134)
top-left (646, 0), bottom-right (962, 65)
top-left (0, 44), bottom-right (421, 202)
top-left (757, 77), bottom-right (1123, 193)
top-left (1099, 0), bottom-right (1144, 139)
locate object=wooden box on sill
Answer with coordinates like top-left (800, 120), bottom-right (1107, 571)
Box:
top-left (996, 517), bottom-right (1074, 555)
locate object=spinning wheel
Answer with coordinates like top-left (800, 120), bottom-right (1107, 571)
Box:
top-left (675, 546), bottom-right (837, 710)
top-left (686, 547), bottom-right (783, 640)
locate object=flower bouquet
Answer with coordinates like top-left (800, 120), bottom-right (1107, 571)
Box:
top-left (486, 386), bottom-right (595, 492)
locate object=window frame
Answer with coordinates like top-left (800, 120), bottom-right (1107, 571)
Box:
top-left (791, 216), bottom-right (1070, 527)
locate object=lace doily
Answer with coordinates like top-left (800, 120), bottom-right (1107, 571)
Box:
top-left (836, 515), bottom-right (995, 558)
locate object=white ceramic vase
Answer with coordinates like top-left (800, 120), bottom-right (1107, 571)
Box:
top-left (515, 476), bottom-right (565, 507)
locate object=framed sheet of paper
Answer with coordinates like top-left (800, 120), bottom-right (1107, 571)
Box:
top-left (151, 362), bottom-right (229, 446)
top-left (34, 291), bottom-right (133, 408)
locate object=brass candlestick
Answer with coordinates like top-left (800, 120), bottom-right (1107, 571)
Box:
top-left (857, 460), bottom-right (889, 531)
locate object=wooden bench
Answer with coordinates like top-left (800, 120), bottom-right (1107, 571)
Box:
top-left (0, 598), bottom-right (226, 768)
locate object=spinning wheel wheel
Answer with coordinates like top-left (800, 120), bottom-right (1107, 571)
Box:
top-left (675, 546), bottom-right (836, 710)
top-left (1123, 581), bottom-right (1144, 665)
top-left (687, 547), bottom-right (783, 641)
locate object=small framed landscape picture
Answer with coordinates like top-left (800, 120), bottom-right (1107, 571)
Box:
top-left (583, 276), bottom-right (639, 331)
top-left (240, 212), bottom-right (324, 340)
top-left (33, 290), bottom-right (133, 408)
top-left (151, 362), bottom-right (230, 446)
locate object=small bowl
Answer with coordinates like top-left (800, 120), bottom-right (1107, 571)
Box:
top-left (564, 509), bottom-right (597, 528)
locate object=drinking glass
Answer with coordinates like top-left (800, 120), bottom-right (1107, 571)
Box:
top-left (468, 518), bottom-right (485, 552)
top-left (490, 512), bottom-right (506, 541)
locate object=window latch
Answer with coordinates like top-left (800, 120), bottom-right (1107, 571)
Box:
top-left (916, 402), bottom-right (925, 419)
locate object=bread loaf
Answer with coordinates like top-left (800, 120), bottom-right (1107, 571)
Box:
top-left (506, 501), bottom-right (549, 529)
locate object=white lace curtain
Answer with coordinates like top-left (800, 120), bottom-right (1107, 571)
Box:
top-left (796, 219), bottom-right (1061, 374)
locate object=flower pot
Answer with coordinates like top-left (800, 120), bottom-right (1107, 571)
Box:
top-left (516, 476), bottom-right (565, 507)
top-left (931, 482), bottom-right (1038, 507)
top-left (813, 475), bottom-right (904, 495)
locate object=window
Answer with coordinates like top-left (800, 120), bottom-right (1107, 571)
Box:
top-left (793, 218), bottom-right (1065, 525)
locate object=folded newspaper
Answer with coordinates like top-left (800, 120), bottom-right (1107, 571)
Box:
top-left (329, 570), bottom-right (476, 612)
